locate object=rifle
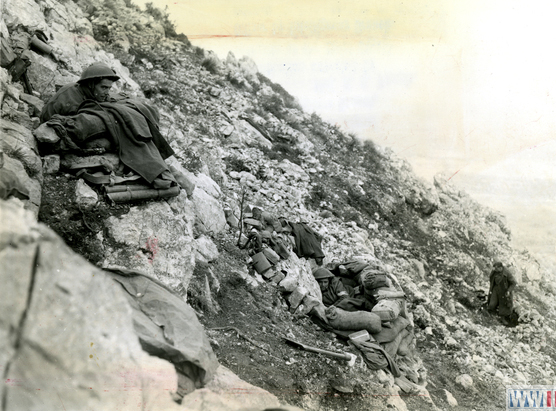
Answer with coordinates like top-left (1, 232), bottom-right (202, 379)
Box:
top-left (236, 186), bottom-right (247, 247)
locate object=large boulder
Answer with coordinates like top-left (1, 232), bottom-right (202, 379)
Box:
top-left (0, 242), bottom-right (37, 393)
top-left (0, 199), bottom-right (40, 249)
top-left (0, 118), bottom-right (38, 151)
top-left (39, 0), bottom-right (93, 35)
top-left (402, 182), bottom-right (439, 216)
top-left (102, 192), bottom-right (197, 291)
top-left (278, 159), bottom-right (310, 182)
top-left (2, 156), bottom-right (42, 213)
top-left (195, 235), bottom-right (220, 263)
top-left (183, 365), bottom-right (283, 410)
top-left (1, 124), bottom-right (42, 178)
top-left (187, 172), bottom-right (222, 199)
top-left (0, 117), bottom-right (42, 216)
top-left (228, 119), bottom-right (273, 150)
top-left (191, 187), bottom-right (227, 235)
top-left (0, 200), bottom-right (180, 411)
top-left (238, 56), bottom-right (260, 85)
top-left (1, 0), bottom-right (48, 32)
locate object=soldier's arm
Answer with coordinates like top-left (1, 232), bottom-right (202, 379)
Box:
top-left (332, 278), bottom-right (349, 299)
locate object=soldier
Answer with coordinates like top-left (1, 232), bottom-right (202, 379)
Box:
top-left (329, 260), bottom-right (406, 322)
top-left (40, 63), bottom-right (120, 122)
top-left (487, 260), bottom-right (517, 325)
top-left (314, 267), bottom-right (365, 312)
top-left (39, 63), bottom-right (177, 190)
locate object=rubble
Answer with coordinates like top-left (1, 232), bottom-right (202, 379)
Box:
top-left (75, 178), bottom-right (98, 209)
top-left (0, 0), bottom-right (554, 409)
top-left (455, 374), bottom-right (474, 390)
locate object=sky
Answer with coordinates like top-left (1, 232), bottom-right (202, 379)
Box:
top-left (135, 0), bottom-right (556, 258)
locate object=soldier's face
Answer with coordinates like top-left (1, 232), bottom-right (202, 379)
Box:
top-left (93, 79), bottom-right (114, 101)
top-left (318, 279), bottom-right (329, 292)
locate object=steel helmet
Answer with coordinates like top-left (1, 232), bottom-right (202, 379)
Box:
top-left (77, 63), bottom-right (120, 84)
top-left (313, 267), bottom-right (334, 280)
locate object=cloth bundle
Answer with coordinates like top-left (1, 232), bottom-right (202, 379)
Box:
top-left (325, 306), bottom-right (382, 334)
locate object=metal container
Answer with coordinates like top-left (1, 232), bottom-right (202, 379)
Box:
top-left (251, 251), bottom-right (272, 274)
top-left (30, 35), bottom-right (53, 55)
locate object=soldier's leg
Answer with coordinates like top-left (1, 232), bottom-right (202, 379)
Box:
top-left (488, 289), bottom-right (499, 313)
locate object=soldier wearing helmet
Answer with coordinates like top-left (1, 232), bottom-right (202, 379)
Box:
top-left (314, 267), bottom-right (365, 312)
top-left (487, 259), bottom-right (517, 325)
top-left (40, 63), bottom-right (120, 122)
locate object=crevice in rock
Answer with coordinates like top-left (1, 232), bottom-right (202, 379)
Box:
top-left (2, 243), bottom-right (40, 411)
top-left (22, 340), bottom-right (67, 370)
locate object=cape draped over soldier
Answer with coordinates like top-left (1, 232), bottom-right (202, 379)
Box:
top-left (285, 221), bottom-right (325, 265)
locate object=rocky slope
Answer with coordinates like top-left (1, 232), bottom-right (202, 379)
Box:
top-left (1, 0), bottom-right (555, 410)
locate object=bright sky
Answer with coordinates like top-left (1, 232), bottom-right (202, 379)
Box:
top-left (137, 0), bottom-right (556, 170)
top-left (136, 0), bottom-right (556, 256)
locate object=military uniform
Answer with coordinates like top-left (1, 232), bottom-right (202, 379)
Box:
top-left (314, 268), bottom-right (365, 312)
top-left (488, 262), bottom-right (517, 317)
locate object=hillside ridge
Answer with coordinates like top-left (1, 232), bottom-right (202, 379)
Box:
top-left (0, 0), bottom-right (555, 410)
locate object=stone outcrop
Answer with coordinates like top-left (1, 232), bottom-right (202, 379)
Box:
top-left (0, 0), bottom-right (296, 408)
top-left (0, 119), bottom-right (42, 215)
top-left (190, 187), bottom-right (227, 234)
top-left (0, 201), bottom-right (180, 411)
top-left (185, 365), bottom-right (284, 410)
top-left (102, 192), bottom-right (197, 290)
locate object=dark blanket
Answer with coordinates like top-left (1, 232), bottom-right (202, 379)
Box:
top-left (350, 339), bottom-right (401, 377)
top-left (77, 100), bottom-right (171, 183)
top-left (40, 81), bottom-right (177, 161)
top-left (120, 99), bottom-right (174, 160)
top-left (288, 222), bottom-right (325, 260)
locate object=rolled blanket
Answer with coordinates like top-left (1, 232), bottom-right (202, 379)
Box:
top-left (325, 306), bottom-right (382, 334)
top-left (78, 101), bottom-right (169, 183)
